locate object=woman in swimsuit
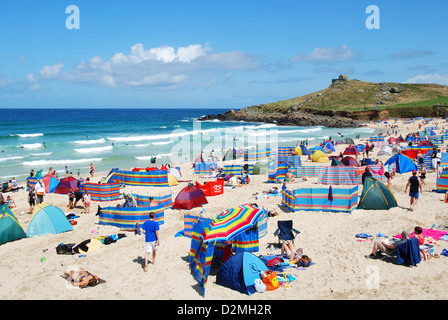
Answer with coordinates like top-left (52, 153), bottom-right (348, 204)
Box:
top-left (65, 270), bottom-right (103, 288)
top-left (419, 164), bottom-right (426, 186)
top-left (280, 242), bottom-right (312, 267)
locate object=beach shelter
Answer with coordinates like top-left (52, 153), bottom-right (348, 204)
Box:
top-left (55, 176), bottom-right (80, 194)
top-left (42, 174), bottom-right (59, 193)
top-left (324, 142), bottom-right (336, 153)
top-left (309, 146), bottom-right (325, 155)
top-left (345, 137), bottom-right (355, 144)
top-left (343, 145), bottom-right (360, 156)
top-left (189, 204), bottom-right (262, 296)
top-left (377, 145), bottom-right (393, 157)
top-left (312, 150), bottom-right (329, 163)
top-left (216, 251), bottom-right (268, 295)
top-left (253, 162), bottom-right (269, 175)
top-left (169, 168), bottom-right (182, 179)
top-left (358, 177), bottom-right (397, 210)
top-left (27, 203), bottom-right (73, 237)
top-left (384, 154), bottom-right (417, 174)
top-left (297, 144), bottom-right (309, 155)
top-left (341, 156), bottom-right (359, 167)
top-left (167, 173), bottom-right (178, 186)
top-left (331, 158), bottom-right (343, 166)
top-left (388, 137), bottom-right (397, 145)
top-left (0, 204), bottom-right (26, 245)
top-left (172, 184), bottom-right (208, 210)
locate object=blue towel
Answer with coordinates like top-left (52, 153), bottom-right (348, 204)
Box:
top-left (396, 238), bottom-right (421, 266)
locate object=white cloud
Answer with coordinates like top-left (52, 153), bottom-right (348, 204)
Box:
top-left (30, 43), bottom-right (259, 89)
top-left (291, 45), bottom-right (359, 63)
top-left (38, 63), bottom-right (64, 79)
top-left (406, 73), bottom-right (448, 85)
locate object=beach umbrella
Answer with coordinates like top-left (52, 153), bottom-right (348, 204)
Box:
top-left (55, 176), bottom-right (80, 194)
top-left (201, 204), bottom-right (262, 243)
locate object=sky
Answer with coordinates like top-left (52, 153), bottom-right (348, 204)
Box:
top-left (0, 0), bottom-right (447, 109)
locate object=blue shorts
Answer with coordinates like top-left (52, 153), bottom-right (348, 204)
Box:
top-left (409, 192), bottom-right (419, 199)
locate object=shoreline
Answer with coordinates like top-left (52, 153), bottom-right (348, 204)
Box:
top-left (1, 117), bottom-right (448, 300)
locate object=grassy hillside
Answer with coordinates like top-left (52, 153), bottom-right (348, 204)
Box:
top-left (260, 79), bottom-right (448, 113)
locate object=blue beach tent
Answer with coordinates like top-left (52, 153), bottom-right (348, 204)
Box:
top-left (216, 251), bottom-right (268, 295)
top-left (27, 203), bottom-right (73, 237)
top-left (324, 142), bottom-right (336, 152)
top-left (384, 154), bottom-right (417, 174)
top-left (298, 145), bottom-right (309, 155)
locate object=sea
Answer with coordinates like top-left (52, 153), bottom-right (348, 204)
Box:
top-left (0, 108), bottom-right (377, 183)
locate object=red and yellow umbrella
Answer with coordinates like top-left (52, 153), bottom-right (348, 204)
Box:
top-left (201, 204), bottom-right (262, 243)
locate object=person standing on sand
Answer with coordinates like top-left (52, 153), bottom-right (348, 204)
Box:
top-left (90, 163), bottom-right (94, 177)
top-left (405, 170), bottom-right (422, 212)
top-left (141, 212), bottom-right (159, 272)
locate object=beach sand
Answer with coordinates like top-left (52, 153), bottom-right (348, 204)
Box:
top-left (1, 118), bottom-right (448, 301)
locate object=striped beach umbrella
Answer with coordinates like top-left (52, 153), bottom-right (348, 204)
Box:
top-left (201, 204), bottom-right (262, 243)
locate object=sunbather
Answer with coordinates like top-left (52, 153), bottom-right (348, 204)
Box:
top-left (280, 242), bottom-right (311, 267)
top-left (63, 269), bottom-right (105, 288)
top-left (368, 230), bottom-right (409, 258)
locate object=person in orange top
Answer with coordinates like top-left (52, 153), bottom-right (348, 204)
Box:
top-left (90, 163), bottom-right (94, 177)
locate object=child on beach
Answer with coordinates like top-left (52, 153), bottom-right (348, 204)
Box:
top-left (83, 190), bottom-right (91, 213)
top-left (141, 212), bottom-right (160, 272)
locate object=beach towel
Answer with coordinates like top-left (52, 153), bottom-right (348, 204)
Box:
top-left (396, 238), bottom-right (421, 266)
top-left (394, 228), bottom-right (448, 241)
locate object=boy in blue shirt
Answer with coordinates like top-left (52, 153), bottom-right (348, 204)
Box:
top-left (141, 212), bottom-right (160, 272)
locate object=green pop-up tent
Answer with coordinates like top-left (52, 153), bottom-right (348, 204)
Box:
top-left (0, 204), bottom-right (26, 245)
top-left (253, 161), bottom-right (269, 175)
top-left (358, 177), bottom-right (397, 210)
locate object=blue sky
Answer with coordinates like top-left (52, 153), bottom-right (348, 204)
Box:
top-left (0, 0), bottom-right (447, 109)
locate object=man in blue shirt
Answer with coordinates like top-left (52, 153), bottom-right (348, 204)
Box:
top-left (141, 212), bottom-right (160, 272)
top-left (405, 170), bottom-right (422, 212)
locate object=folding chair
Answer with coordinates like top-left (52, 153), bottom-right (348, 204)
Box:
top-left (274, 220), bottom-right (300, 246)
top-left (381, 238), bottom-right (421, 266)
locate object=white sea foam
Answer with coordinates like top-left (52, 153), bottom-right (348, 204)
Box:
top-left (21, 143), bottom-right (43, 149)
top-left (74, 146), bottom-right (113, 153)
top-left (30, 152), bottom-right (52, 156)
top-left (135, 153), bottom-right (172, 160)
top-left (0, 156), bottom-right (26, 162)
top-left (107, 130), bottom-right (202, 143)
top-left (72, 138), bottom-right (107, 145)
top-left (11, 133), bottom-right (44, 138)
top-left (22, 158), bottom-right (102, 167)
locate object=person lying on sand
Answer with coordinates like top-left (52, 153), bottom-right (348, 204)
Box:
top-left (63, 270), bottom-right (106, 288)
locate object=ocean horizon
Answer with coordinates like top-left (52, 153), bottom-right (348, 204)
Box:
top-left (0, 108), bottom-right (376, 183)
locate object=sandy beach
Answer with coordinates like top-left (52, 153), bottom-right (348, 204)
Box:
top-left (1, 118), bottom-right (448, 301)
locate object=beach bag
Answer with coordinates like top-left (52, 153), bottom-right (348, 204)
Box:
top-left (261, 270), bottom-right (279, 291)
top-left (254, 278), bottom-right (267, 293)
top-left (56, 243), bottom-right (76, 255)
